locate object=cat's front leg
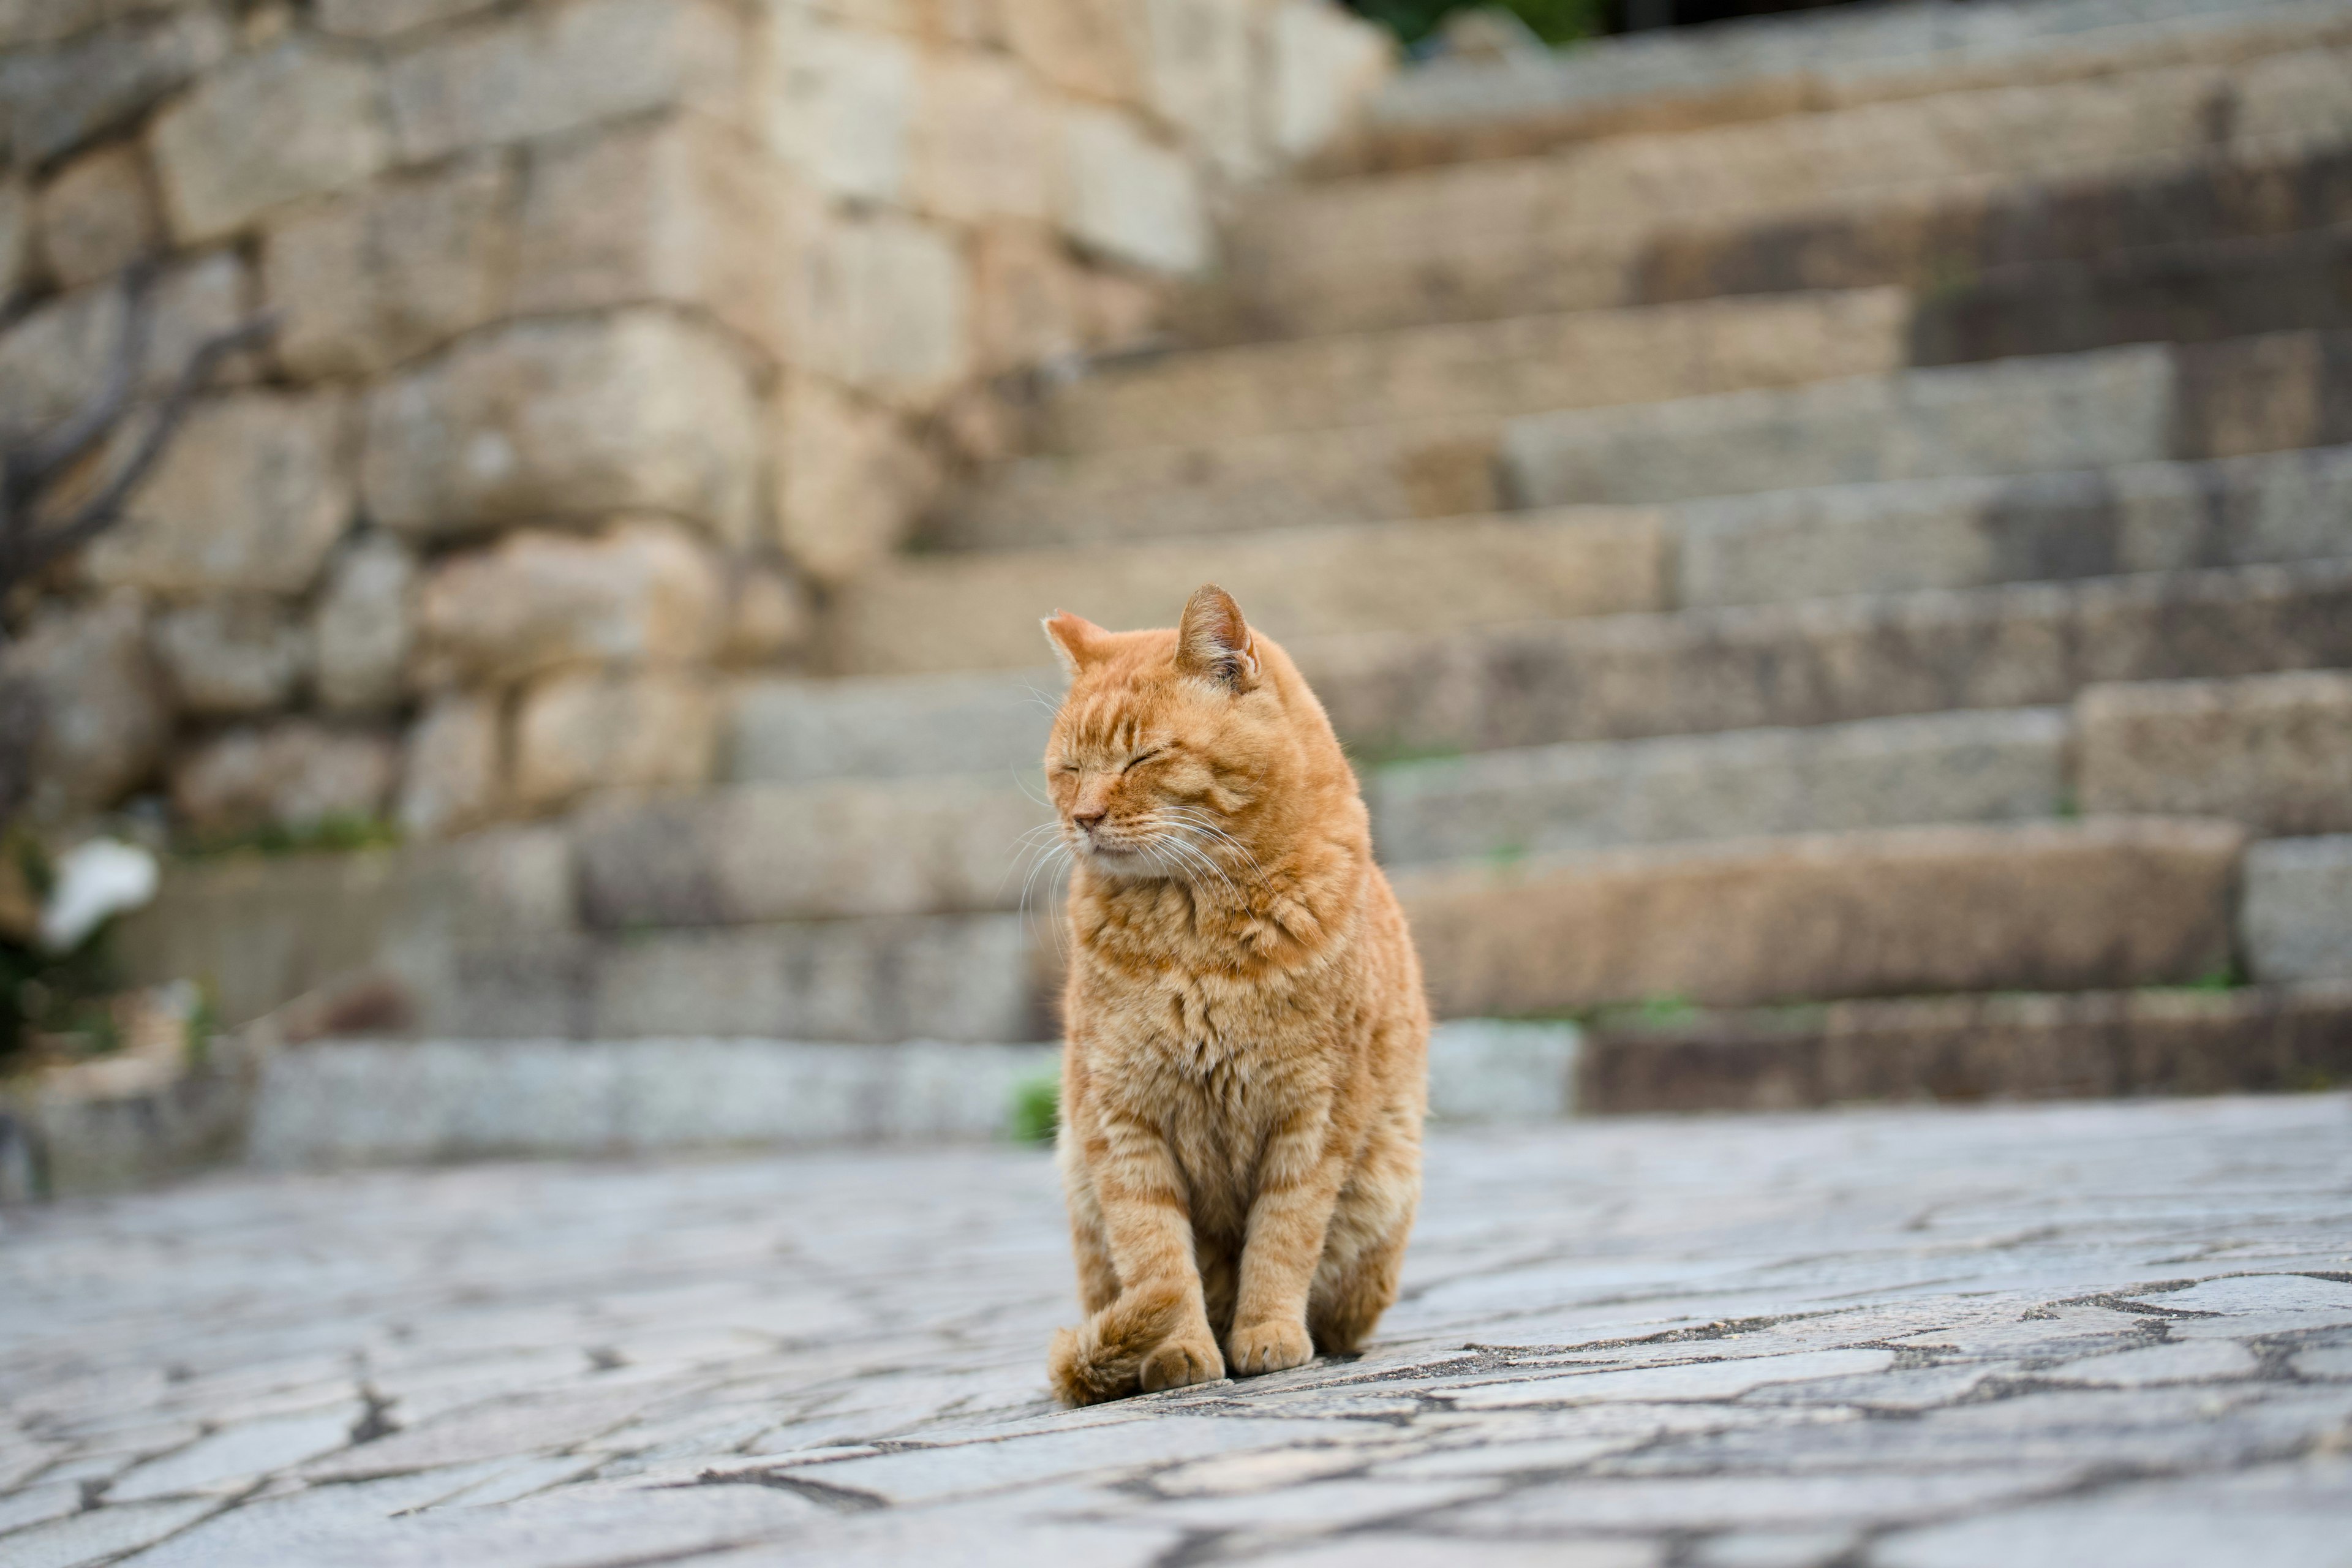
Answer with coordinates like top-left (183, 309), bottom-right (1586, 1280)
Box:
top-left (1049, 1115), bottom-right (1225, 1404)
top-left (1229, 1107), bottom-right (1345, 1376)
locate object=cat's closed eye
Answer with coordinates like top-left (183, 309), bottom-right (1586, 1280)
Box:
top-left (1121, 748), bottom-right (1166, 773)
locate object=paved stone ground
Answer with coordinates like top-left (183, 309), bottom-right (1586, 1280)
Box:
top-left (4, 1095), bottom-right (2351, 1568)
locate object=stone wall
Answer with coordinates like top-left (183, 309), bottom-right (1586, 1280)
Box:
top-left (0, 0), bottom-right (1391, 841)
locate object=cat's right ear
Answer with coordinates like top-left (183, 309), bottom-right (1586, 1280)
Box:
top-left (1042, 611), bottom-right (1108, 677)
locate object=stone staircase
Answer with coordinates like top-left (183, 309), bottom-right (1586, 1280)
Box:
top-left (123, 0), bottom-right (2352, 1131)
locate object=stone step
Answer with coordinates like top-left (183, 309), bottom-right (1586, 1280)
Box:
top-left (109, 826), bottom-right (1054, 1045)
top-left (1503, 331), bottom-right (2352, 511)
top-left (1673, 444), bottom-right (2352, 612)
top-left (720, 668), bottom-right (1058, 785)
top-left (1304, 558), bottom-right (2352, 759)
top-left (835, 509), bottom-right (1669, 677)
top-left (1339, 0), bottom-right (2352, 177)
top-left (1034, 287), bottom-right (1909, 456)
top-left (805, 558), bottom-right (2352, 772)
top-left (1577, 982), bottom-right (2352, 1115)
top-left (946, 330), bottom-right (2352, 552)
top-left (1056, 224), bottom-right (2352, 459)
top-left (1904, 222), bottom-right (2352, 369)
top-left (246, 1039), bottom-right (1063, 1166)
top-left (1216, 43), bottom-right (2352, 341)
top-left (570, 775), bottom-right (1052, 928)
top-left (1371, 666), bottom-right (2352, 868)
top-left (239, 1017), bottom-right (1585, 1168)
top-left (868, 445), bottom-right (2352, 679)
top-left (1396, 816), bottom-right (2246, 1017)
top-left (1370, 707), bottom-right (2069, 869)
top-left (1630, 134), bottom-right (2352, 315)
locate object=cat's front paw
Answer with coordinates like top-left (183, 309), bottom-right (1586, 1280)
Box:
top-left (1139, 1331), bottom-right (1225, 1392)
top-left (1227, 1319), bottom-right (1314, 1377)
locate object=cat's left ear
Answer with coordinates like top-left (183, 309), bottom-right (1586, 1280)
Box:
top-left (1175, 584), bottom-right (1260, 692)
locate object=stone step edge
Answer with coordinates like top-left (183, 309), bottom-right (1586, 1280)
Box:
top-left (1328, 0), bottom-right (2352, 177)
top-left (1578, 981), bottom-right (2352, 1114)
top-left (243, 1020), bottom-right (1583, 1170)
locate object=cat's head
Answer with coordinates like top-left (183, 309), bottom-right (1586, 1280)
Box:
top-left (1041, 584), bottom-right (1332, 878)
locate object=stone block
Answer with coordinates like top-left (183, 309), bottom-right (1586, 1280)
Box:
top-left (586, 920), bottom-right (1043, 1044)
top-left (720, 668), bottom-right (1058, 785)
top-left (2242, 836), bottom-right (2352, 982)
top-left (970, 221), bottom-right (1082, 375)
top-left (785, 209), bottom-right (970, 407)
top-left (1370, 707), bottom-right (2068, 867)
top-left (0, 9), bottom-right (230, 168)
top-left (2233, 37), bottom-right (2352, 148)
top-left (773, 375), bottom-right (940, 585)
top-left (170, 722), bottom-right (399, 837)
top-left (763, 12), bottom-right (911, 202)
top-left (0, 590), bottom-right (168, 822)
top-left (312, 534), bottom-right (415, 714)
top-left (907, 53), bottom-right (1054, 222)
top-left (510, 669), bottom-right (718, 812)
top-left (413, 519), bottom-right (725, 690)
top-left (251, 1038), bottom-right (1058, 1161)
top-left (397, 692), bottom-right (503, 840)
top-left (314, 0), bottom-right (500, 39)
top-left (1504, 344), bottom-right (2175, 509)
top-left (1002, 0), bottom-right (1144, 102)
top-left (0, 0), bottom-right (200, 51)
top-left (360, 312), bottom-right (761, 546)
top-left (392, 828), bottom-right (585, 1039)
top-left (384, 0), bottom-right (749, 163)
top-left (34, 141), bottom-right (160, 291)
top-left (717, 563), bottom-right (813, 668)
top-left (111, 843), bottom-right (413, 1027)
top-left (1141, 0), bottom-right (1259, 179)
top-left (1426, 1019), bottom-right (1579, 1122)
top-left (571, 774), bottom-right (1050, 925)
top-left (88, 389), bottom-right (353, 599)
top-left (148, 38), bottom-right (391, 245)
top-left (0, 178), bottom-right (28, 303)
top-left (1267, 0), bottom-right (1392, 160)
top-left (1397, 818), bottom-right (2247, 1016)
top-left (1676, 445), bottom-right (2352, 612)
top-left (514, 114), bottom-right (792, 363)
top-left (1059, 107), bottom-right (1207, 274)
top-left (2173, 328), bottom-right (2352, 462)
top-left (831, 508), bottom-right (1669, 676)
top-left (2076, 671), bottom-right (2352, 837)
top-left (1580, 984), bottom-right (2352, 1114)
top-left (1304, 559), bottom-right (2352, 761)
top-left (149, 598), bottom-right (309, 716)
top-left (0, 249), bottom-right (250, 429)
top-left (939, 412), bottom-right (1506, 550)
top-left (264, 152), bottom-right (513, 380)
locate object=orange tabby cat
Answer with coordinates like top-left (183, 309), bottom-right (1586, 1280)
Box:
top-left (1042, 584), bottom-right (1428, 1405)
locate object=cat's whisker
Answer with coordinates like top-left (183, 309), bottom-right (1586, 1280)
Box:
top-left (1159, 806), bottom-right (1272, 889)
top-left (997, 824), bottom-right (1068, 897)
top-left (1150, 830), bottom-right (1242, 903)
top-left (1008, 766), bottom-right (1055, 808)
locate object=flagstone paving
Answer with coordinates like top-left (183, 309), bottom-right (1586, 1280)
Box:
top-left (4, 1094), bottom-right (2350, 1567)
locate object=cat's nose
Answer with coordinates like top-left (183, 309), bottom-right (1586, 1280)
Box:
top-left (1072, 809), bottom-right (1106, 831)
